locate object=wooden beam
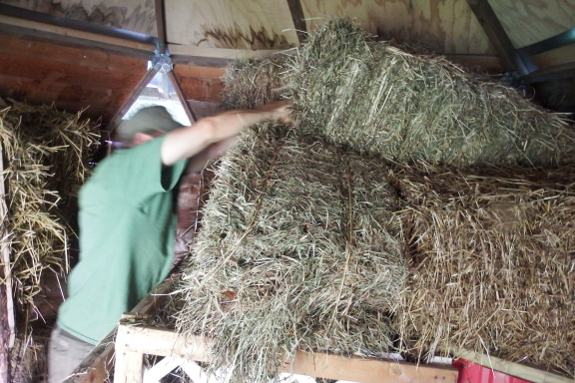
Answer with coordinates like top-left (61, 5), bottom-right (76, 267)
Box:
top-left (465, 0), bottom-right (535, 74)
top-left (115, 324), bottom-right (458, 383)
top-left (454, 349), bottom-right (572, 383)
top-left (286, 0), bottom-right (307, 45)
top-left (168, 44), bottom-right (289, 62)
top-left (0, 14), bottom-right (154, 60)
top-left (526, 62), bottom-right (575, 84)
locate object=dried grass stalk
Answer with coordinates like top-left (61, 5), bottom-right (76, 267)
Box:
top-left (176, 123), bottom-right (405, 383)
top-left (392, 162), bottom-right (575, 377)
top-left (0, 99), bottom-right (100, 317)
top-left (220, 57), bottom-right (290, 110)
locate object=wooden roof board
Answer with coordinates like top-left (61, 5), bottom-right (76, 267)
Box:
top-left (2, 0), bottom-right (157, 37)
top-left (300, 0), bottom-right (495, 55)
top-left (490, 0), bottom-right (575, 49)
top-left (165, 0), bottom-right (300, 49)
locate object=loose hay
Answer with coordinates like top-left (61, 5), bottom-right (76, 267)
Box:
top-left (392, 162), bottom-right (575, 377)
top-left (220, 57), bottom-right (289, 111)
top-left (176, 123), bottom-right (406, 383)
top-left (0, 99), bottom-right (100, 321)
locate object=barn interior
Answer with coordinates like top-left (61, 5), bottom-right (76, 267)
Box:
top-left (0, 1), bottom-right (574, 383)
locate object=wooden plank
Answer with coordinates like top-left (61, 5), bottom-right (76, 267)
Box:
top-left (0, 51), bottom-right (145, 91)
top-left (176, 76), bottom-right (224, 103)
top-left (173, 65), bottom-right (226, 80)
top-left (114, 350), bottom-right (143, 383)
top-left (116, 324), bottom-right (458, 383)
top-left (286, 0), bottom-right (307, 45)
top-left (0, 14), bottom-right (154, 52)
top-left (301, 0), bottom-right (493, 55)
top-left (281, 350), bottom-right (457, 383)
top-left (0, 73), bottom-right (131, 108)
top-left (530, 44), bottom-right (575, 71)
top-left (2, 0), bottom-right (157, 37)
top-left (168, 44), bottom-right (283, 61)
top-left (489, 0), bottom-right (575, 49)
top-left (0, 32), bottom-right (146, 75)
top-left (454, 349), bottom-right (573, 383)
top-left (165, 0), bottom-right (299, 49)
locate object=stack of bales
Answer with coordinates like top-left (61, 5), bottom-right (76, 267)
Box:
top-left (176, 18), bottom-right (575, 381)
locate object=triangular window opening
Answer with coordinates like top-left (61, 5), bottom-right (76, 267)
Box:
top-left (124, 69), bottom-right (192, 127)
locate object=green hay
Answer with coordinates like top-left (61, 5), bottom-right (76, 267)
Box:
top-left (176, 123), bottom-right (405, 382)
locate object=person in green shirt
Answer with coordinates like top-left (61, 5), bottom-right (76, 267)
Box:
top-left (48, 101), bottom-right (291, 383)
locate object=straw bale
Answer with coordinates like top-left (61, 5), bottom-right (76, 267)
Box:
top-left (176, 123), bottom-right (406, 382)
top-left (278, 19), bottom-right (573, 167)
top-left (392, 162), bottom-right (575, 377)
top-left (0, 99), bottom-right (100, 316)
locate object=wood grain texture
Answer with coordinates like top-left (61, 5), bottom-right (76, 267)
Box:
top-left (530, 44), bottom-right (575, 70)
top-left (300, 0), bottom-right (494, 54)
top-left (489, 0), bottom-right (575, 48)
top-left (165, 0), bottom-right (299, 49)
top-left (0, 34), bottom-right (145, 75)
top-left (3, 0), bottom-right (158, 36)
top-left (0, 31), bottom-right (147, 124)
top-left (115, 324), bottom-right (459, 383)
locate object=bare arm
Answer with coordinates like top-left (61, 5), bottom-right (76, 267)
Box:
top-left (160, 101), bottom-right (291, 166)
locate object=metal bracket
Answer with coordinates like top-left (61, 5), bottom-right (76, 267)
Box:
top-left (152, 44), bottom-right (173, 73)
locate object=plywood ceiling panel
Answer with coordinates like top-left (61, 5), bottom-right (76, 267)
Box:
top-left (2, 0), bottom-right (157, 36)
top-left (165, 0), bottom-right (299, 49)
top-left (300, 0), bottom-right (494, 55)
top-left (489, 0), bottom-right (575, 48)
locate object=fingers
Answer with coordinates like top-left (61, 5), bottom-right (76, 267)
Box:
top-left (257, 100), bottom-right (293, 124)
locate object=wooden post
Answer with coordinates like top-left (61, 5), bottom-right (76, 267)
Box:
top-left (113, 348), bottom-right (143, 383)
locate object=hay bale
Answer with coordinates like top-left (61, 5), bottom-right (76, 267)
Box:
top-left (220, 57), bottom-right (289, 110)
top-left (176, 123), bottom-right (405, 382)
top-left (282, 19), bottom-right (574, 166)
top-left (392, 162), bottom-right (575, 377)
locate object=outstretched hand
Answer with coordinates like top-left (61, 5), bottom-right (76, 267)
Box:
top-left (256, 100), bottom-right (293, 124)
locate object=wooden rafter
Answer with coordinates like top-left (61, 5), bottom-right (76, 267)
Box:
top-left (465, 0), bottom-right (536, 75)
top-left (286, 0), bottom-right (307, 45)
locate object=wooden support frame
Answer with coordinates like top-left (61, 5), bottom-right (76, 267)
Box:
top-left (114, 323), bottom-right (459, 383)
top-left (465, 0), bottom-right (536, 75)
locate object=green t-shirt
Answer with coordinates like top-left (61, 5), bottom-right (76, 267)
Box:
top-left (57, 136), bottom-right (187, 344)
